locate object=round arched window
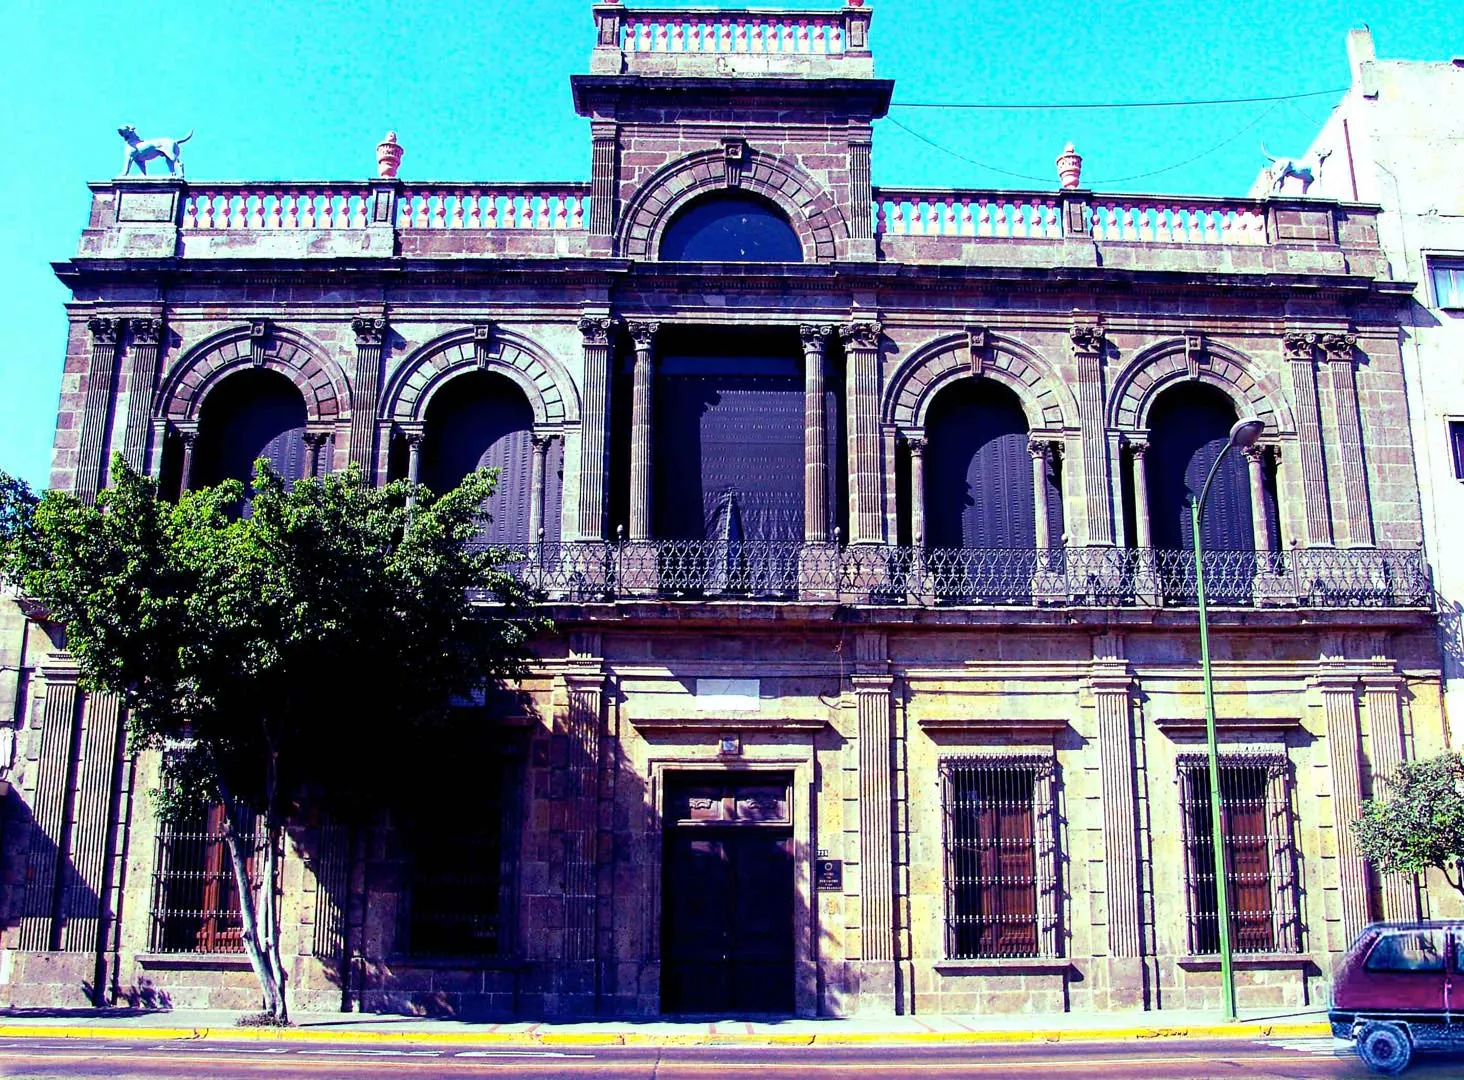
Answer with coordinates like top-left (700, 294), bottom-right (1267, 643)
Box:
top-left (659, 192), bottom-right (803, 262)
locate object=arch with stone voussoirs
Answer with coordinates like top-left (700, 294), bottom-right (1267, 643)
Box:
top-left (157, 324), bottom-right (351, 423)
top-left (618, 147), bottom-right (849, 263)
top-left (1108, 338), bottom-right (1295, 436)
top-left (882, 330), bottom-right (1076, 433)
top-left (382, 326), bottom-right (581, 429)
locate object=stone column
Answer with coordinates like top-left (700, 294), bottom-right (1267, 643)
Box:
top-left (1243, 444), bottom-right (1273, 554)
top-left (1030, 438), bottom-right (1053, 554)
top-left (120, 316), bottom-right (164, 473)
top-left (61, 692), bottom-right (123, 954)
top-left (148, 420), bottom-right (168, 480)
top-left (1283, 332), bottom-right (1334, 546)
top-left (854, 630), bottom-right (896, 1010)
top-left (1364, 674), bottom-right (1420, 921)
top-left (529, 434), bottom-right (551, 543)
top-left (560, 636), bottom-right (605, 1010)
top-left (1321, 332), bottom-right (1375, 546)
top-left (576, 317), bottom-right (616, 541)
top-left (627, 321), bottom-right (659, 541)
top-left (177, 425), bottom-right (199, 492)
top-left (1091, 634), bottom-right (1142, 968)
top-left (1070, 323), bottom-right (1114, 545)
top-left (349, 314), bottom-right (387, 477)
top-left (1129, 440), bottom-right (1153, 549)
top-left (908, 437), bottom-right (927, 550)
top-left (841, 321), bottom-right (884, 543)
top-left (402, 427), bottom-right (424, 508)
top-left (18, 666), bottom-right (79, 950)
top-left (1319, 670), bottom-right (1371, 943)
top-left (303, 432), bottom-right (330, 478)
top-left (75, 317), bottom-right (122, 503)
top-left (801, 325), bottom-right (834, 544)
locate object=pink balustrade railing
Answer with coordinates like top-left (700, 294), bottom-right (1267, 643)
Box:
top-left (622, 11), bottom-right (846, 54)
top-left (182, 187), bottom-right (373, 230)
top-left (874, 191), bottom-right (1063, 239)
top-left (397, 187), bottom-right (589, 230)
top-left (1088, 198), bottom-right (1267, 245)
top-left (179, 185), bottom-right (591, 231)
top-left (872, 189), bottom-right (1271, 246)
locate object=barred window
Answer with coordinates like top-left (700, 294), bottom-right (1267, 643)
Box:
top-left (403, 746), bottom-right (522, 958)
top-left (942, 756), bottom-right (1060, 959)
top-left (149, 802), bottom-right (263, 954)
top-left (1178, 755), bottom-right (1299, 955)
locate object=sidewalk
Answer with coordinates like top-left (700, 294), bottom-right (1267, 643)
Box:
top-left (0, 1006), bottom-right (1334, 1047)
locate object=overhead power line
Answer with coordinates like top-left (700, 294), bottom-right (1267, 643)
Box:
top-left (883, 101), bottom-right (1286, 187)
top-left (889, 87), bottom-right (1347, 111)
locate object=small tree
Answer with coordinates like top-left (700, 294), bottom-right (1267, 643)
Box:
top-left (0, 457), bottom-right (543, 1021)
top-left (1354, 751), bottom-right (1464, 898)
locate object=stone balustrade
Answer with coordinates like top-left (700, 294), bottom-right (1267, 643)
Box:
top-left (621, 10), bottom-right (847, 54)
top-left (874, 190), bottom-right (1063, 239)
top-left (396, 187), bottom-right (590, 230)
top-left (181, 186), bottom-right (374, 231)
top-left (1089, 197), bottom-right (1268, 245)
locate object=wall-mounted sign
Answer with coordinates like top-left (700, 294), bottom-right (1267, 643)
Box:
top-left (815, 859), bottom-right (843, 891)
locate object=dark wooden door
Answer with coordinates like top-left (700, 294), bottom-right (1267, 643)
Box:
top-left (661, 775), bottom-right (795, 1014)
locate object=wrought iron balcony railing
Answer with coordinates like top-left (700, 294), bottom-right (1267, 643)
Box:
top-left (478, 542), bottom-right (1433, 610)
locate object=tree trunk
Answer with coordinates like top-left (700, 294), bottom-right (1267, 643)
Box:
top-left (220, 796), bottom-right (283, 1017)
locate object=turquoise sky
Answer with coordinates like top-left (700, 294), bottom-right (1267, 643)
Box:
top-left (3, 0), bottom-right (1461, 488)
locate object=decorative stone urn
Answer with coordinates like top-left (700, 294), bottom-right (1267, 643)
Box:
top-left (376, 131), bottom-right (404, 179)
top-left (1056, 142), bottom-right (1083, 189)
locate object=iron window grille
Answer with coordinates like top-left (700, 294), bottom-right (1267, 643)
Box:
top-left (402, 748), bottom-right (522, 959)
top-left (1177, 753), bottom-right (1301, 956)
top-left (941, 755), bottom-right (1060, 960)
top-left (148, 802), bottom-right (265, 954)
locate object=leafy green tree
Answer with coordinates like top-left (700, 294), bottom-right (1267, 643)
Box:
top-left (1354, 751), bottom-right (1464, 898)
top-left (0, 457), bottom-right (543, 1021)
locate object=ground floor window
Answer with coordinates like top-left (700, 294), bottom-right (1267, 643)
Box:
top-left (402, 744), bottom-right (522, 959)
top-left (941, 755), bottom-right (1060, 959)
top-left (149, 802), bottom-right (262, 954)
top-left (1178, 754), bottom-right (1300, 955)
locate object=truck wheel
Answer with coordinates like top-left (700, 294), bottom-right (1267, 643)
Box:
top-left (1356, 1022), bottom-right (1413, 1075)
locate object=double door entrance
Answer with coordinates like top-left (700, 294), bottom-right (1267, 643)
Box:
top-left (661, 772), bottom-right (795, 1014)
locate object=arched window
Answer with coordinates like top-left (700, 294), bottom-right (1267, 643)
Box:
top-left (659, 192), bottom-right (803, 262)
top-left (1145, 383), bottom-right (1263, 554)
top-left (925, 379), bottom-right (1052, 549)
top-left (420, 372), bottom-right (552, 545)
top-left (191, 369), bottom-right (309, 490)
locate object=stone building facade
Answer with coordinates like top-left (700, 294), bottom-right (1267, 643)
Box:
top-left (1259, 29), bottom-right (1464, 741)
top-left (0, 3), bottom-right (1453, 1018)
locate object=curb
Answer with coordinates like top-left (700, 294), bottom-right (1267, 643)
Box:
top-left (0, 1021), bottom-right (1333, 1047)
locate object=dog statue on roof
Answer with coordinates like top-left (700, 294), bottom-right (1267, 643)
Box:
top-left (1261, 143), bottom-right (1332, 195)
top-left (118, 125), bottom-right (193, 178)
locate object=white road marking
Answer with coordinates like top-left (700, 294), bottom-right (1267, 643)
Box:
top-left (1261, 1037), bottom-right (1354, 1056)
top-left (297, 1047), bottom-right (445, 1056)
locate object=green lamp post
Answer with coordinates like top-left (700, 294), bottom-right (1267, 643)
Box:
top-left (1191, 415), bottom-right (1265, 1023)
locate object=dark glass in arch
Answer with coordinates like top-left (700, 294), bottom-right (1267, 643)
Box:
top-left (659, 192), bottom-right (803, 262)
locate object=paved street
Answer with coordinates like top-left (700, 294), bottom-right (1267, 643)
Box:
top-left (0, 1038), bottom-right (1462, 1079)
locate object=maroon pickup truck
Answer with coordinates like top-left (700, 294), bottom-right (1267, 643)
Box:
top-left (1330, 922), bottom-right (1464, 1074)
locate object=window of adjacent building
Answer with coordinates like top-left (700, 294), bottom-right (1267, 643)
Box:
top-left (1449, 420), bottom-right (1464, 481)
top-left (941, 757), bottom-right (1059, 960)
top-left (1430, 259), bottom-right (1464, 309)
top-left (149, 802), bottom-right (261, 954)
top-left (659, 191), bottom-right (803, 262)
top-left (1177, 756), bottom-right (1300, 956)
top-left (1366, 930), bottom-right (1446, 973)
top-left (402, 739), bottom-right (522, 959)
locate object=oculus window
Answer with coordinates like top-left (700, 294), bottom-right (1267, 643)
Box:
top-left (660, 192), bottom-right (803, 262)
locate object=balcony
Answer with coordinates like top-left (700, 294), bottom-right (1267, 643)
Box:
top-left (482, 541), bottom-right (1432, 610)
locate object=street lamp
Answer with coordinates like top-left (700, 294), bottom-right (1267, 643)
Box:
top-left (1191, 415), bottom-right (1264, 1023)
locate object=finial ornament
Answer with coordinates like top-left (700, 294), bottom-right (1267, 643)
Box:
top-left (376, 131), bottom-right (404, 179)
top-left (1056, 143), bottom-right (1083, 189)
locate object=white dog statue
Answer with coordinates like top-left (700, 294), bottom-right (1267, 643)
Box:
top-left (1261, 143), bottom-right (1332, 195)
top-left (118, 125), bottom-right (193, 178)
